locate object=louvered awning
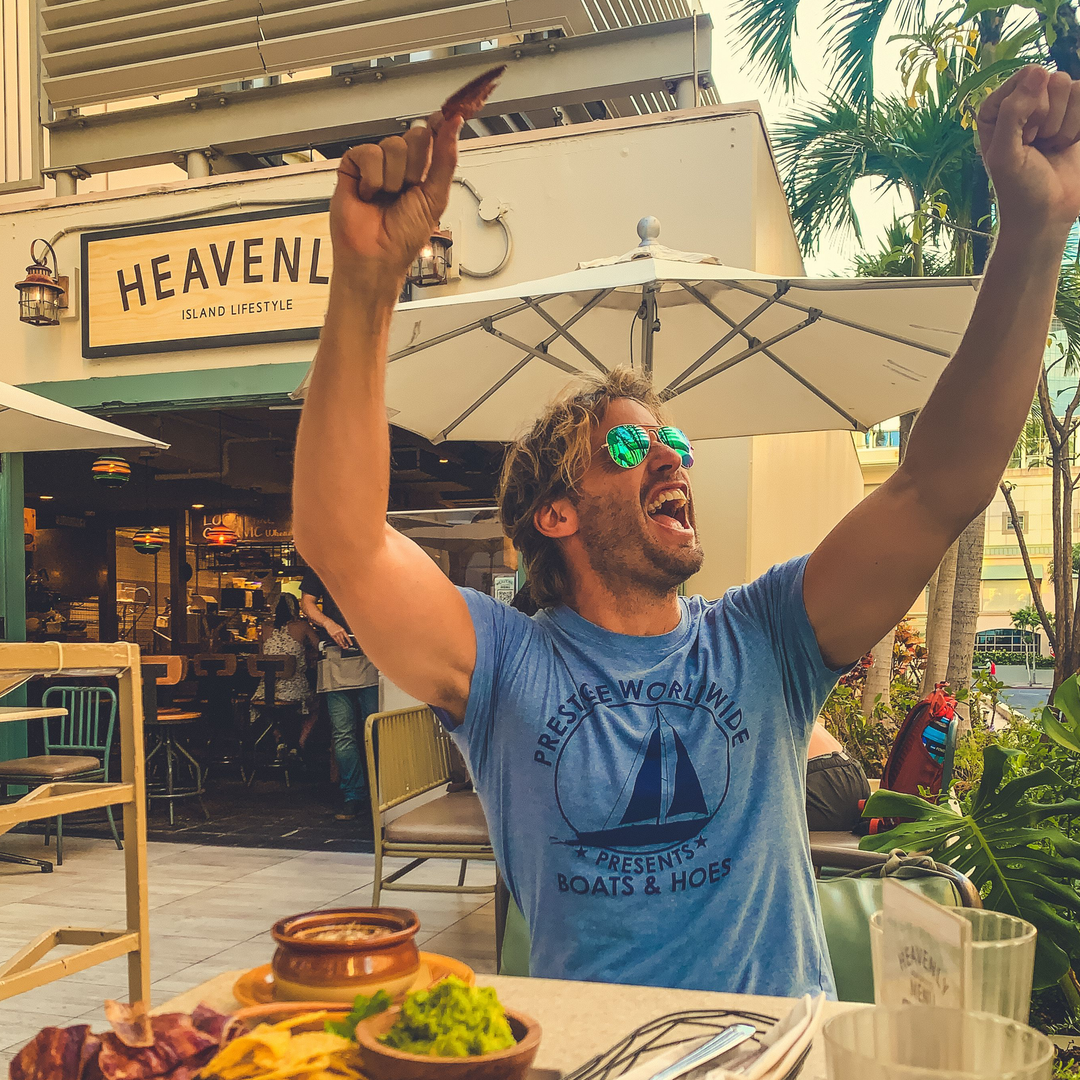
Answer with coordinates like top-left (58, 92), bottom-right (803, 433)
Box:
top-left (40, 0), bottom-right (601, 108)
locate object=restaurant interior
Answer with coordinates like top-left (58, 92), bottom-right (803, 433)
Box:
top-left (16, 403), bottom-right (512, 846)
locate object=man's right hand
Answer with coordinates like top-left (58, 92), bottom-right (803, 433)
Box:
top-left (323, 620), bottom-right (352, 649)
top-left (330, 112), bottom-right (464, 280)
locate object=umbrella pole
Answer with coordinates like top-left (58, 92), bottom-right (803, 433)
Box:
top-left (640, 285), bottom-right (659, 378)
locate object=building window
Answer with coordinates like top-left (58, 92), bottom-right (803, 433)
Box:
top-left (1003, 511), bottom-right (1028, 534)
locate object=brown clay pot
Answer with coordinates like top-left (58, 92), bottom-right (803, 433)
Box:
top-left (271, 907), bottom-right (421, 1003)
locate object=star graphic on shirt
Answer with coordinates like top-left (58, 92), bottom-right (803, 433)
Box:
top-left (696, 835), bottom-right (707, 848)
top-left (575, 846), bottom-right (587, 858)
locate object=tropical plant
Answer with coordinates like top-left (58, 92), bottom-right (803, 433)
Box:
top-left (861, 745), bottom-right (1080, 998)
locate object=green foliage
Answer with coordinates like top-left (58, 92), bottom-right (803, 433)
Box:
top-left (851, 218), bottom-right (955, 277)
top-left (774, 88), bottom-right (976, 256)
top-left (819, 683), bottom-right (900, 778)
top-left (1044, 674), bottom-right (1080, 755)
top-left (976, 649), bottom-right (1055, 668)
top-left (861, 746), bottom-right (1080, 988)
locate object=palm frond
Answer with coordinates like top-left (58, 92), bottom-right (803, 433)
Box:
top-left (822, 0), bottom-right (895, 108)
top-left (730, 0), bottom-right (803, 93)
top-left (1054, 262), bottom-right (1080, 377)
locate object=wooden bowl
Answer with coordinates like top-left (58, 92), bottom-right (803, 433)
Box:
top-left (354, 1005), bottom-right (541, 1080)
top-left (271, 908), bottom-right (421, 1003)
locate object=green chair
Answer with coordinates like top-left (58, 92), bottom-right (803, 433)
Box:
top-left (0, 686), bottom-right (122, 866)
top-left (495, 843), bottom-right (981, 1001)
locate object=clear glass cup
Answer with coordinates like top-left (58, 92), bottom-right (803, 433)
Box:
top-left (869, 908), bottom-right (1037, 1022)
top-left (824, 1005), bottom-right (1054, 1080)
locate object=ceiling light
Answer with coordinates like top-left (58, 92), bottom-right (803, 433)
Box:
top-left (438, 458), bottom-right (449, 464)
top-left (191, 503), bottom-right (205, 509)
top-left (38, 495), bottom-right (53, 500)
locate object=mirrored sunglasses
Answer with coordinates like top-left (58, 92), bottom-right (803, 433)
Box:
top-left (605, 424), bottom-right (694, 469)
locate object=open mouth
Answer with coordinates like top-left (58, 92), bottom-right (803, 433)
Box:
top-left (645, 489), bottom-right (692, 532)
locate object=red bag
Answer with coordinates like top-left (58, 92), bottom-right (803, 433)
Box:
top-left (867, 683), bottom-right (956, 833)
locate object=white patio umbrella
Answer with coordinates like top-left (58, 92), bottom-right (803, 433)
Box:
top-left (0, 381), bottom-right (167, 452)
top-left (296, 219), bottom-right (980, 443)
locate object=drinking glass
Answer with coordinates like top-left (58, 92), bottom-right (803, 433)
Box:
top-left (869, 908), bottom-right (1037, 1022)
top-left (824, 1005), bottom-right (1053, 1080)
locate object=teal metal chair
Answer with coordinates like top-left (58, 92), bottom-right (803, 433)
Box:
top-left (0, 686), bottom-right (123, 865)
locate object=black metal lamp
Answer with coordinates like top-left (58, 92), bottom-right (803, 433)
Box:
top-left (407, 229), bottom-right (453, 287)
top-left (15, 241), bottom-right (64, 326)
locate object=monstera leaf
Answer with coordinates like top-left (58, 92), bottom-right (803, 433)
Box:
top-left (860, 745), bottom-right (1080, 988)
top-left (1043, 673), bottom-right (1080, 754)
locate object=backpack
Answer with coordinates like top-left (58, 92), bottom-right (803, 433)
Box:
top-left (866, 683), bottom-right (956, 834)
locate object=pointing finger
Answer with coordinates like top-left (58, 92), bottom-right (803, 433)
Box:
top-left (422, 114), bottom-right (463, 217)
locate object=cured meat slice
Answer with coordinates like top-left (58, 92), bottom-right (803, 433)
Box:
top-left (441, 64), bottom-right (506, 120)
top-left (10, 1025), bottom-right (99, 1080)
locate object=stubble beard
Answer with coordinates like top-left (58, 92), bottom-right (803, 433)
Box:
top-left (574, 490), bottom-right (705, 599)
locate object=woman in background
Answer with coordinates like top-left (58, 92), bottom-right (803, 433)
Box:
top-left (252, 593), bottom-right (320, 756)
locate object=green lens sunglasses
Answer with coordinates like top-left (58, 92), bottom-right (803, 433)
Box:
top-left (605, 424), bottom-right (694, 469)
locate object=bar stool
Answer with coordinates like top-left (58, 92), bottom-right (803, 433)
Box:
top-left (192, 653), bottom-right (242, 779)
top-left (245, 655), bottom-right (300, 787)
top-left (143, 656), bottom-right (207, 826)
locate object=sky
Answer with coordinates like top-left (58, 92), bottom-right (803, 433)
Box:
top-left (698, 0), bottom-right (925, 275)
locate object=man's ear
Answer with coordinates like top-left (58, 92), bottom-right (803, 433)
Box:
top-left (534, 497), bottom-right (578, 539)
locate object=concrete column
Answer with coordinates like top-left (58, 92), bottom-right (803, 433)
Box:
top-left (0, 453), bottom-right (28, 759)
top-left (54, 171), bottom-right (78, 196)
top-left (674, 79), bottom-right (696, 110)
top-left (185, 150), bottom-right (211, 179)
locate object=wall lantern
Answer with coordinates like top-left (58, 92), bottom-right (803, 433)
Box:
top-left (15, 240), bottom-right (65, 326)
top-left (204, 523), bottom-right (239, 548)
top-left (132, 527), bottom-right (165, 554)
top-left (407, 229), bottom-right (452, 287)
top-left (91, 455), bottom-right (131, 487)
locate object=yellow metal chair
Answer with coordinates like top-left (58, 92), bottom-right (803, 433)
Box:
top-left (365, 706), bottom-right (494, 906)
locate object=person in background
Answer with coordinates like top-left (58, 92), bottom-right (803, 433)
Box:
top-left (300, 567), bottom-right (379, 820)
top-left (251, 593), bottom-right (320, 757)
top-left (806, 722), bottom-right (870, 833)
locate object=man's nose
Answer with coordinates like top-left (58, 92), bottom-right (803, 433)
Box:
top-left (647, 433), bottom-right (681, 470)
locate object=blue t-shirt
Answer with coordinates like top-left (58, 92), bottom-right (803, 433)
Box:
top-left (449, 554), bottom-right (842, 998)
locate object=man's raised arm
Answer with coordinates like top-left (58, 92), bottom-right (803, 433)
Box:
top-left (805, 66), bottom-right (1080, 668)
top-left (293, 113), bottom-right (475, 720)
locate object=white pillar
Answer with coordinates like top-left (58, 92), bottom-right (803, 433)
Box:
top-left (54, 171), bottom-right (77, 197)
top-left (185, 151), bottom-right (211, 179)
top-left (674, 79), bottom-right (696, 111)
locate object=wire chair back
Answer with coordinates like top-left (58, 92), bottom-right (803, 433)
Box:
top-left (41, 685), bottom-right (118, 768)
top-left (366, 706), bottom-right (455, 815)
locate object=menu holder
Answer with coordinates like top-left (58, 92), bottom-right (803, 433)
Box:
top-left (876, 877), bottom-right (972, 1009)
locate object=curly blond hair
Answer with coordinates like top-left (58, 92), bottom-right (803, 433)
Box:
top-left (497, 367), bottom-right (667, 608)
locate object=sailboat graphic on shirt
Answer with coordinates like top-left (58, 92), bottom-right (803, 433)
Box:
top-left (572, 707), bottom-right (712, 848)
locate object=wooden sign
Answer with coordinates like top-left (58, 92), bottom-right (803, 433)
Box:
top-left (81, 202), bottom-right (331, 358)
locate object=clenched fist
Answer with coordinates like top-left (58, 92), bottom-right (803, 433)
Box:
top-left (979, 66), bottom-right (1080, 238)
top-left (330, 112), bottom-right (463, 281)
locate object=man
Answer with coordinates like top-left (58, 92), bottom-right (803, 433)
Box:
top-left (294, 67), bottom-right (1080, 996)
top-left (300, 567), bottom-right (378, 820)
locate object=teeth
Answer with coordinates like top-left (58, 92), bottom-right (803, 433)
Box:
top-left (646, 489), bottom-right (688, 516)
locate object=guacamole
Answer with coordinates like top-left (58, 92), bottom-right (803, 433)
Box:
top-left (380, 976), bottom-right (515, 1057)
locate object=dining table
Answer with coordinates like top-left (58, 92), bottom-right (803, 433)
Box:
top-left (158, 969), bottom-right (865, 1079)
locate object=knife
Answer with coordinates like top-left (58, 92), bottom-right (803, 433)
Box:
top-left (646, 1023), bottom-right (758, 1080)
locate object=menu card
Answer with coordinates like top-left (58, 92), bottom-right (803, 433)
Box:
top-left (876, 877), bottom-right (972, 1009)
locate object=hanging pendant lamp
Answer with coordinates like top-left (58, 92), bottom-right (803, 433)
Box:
top-left (92, 455), bottom-right (131, 487)
top-left (204, 522), bottom-right (238, 548)
top-left (132, 527), bottom-right (165, 554)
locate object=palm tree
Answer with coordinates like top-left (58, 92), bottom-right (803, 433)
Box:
top-left (773, 88), bottom-right (976, 268)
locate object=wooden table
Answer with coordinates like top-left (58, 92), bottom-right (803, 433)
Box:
top-left (161, 971), bottom-right (863, 1079)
